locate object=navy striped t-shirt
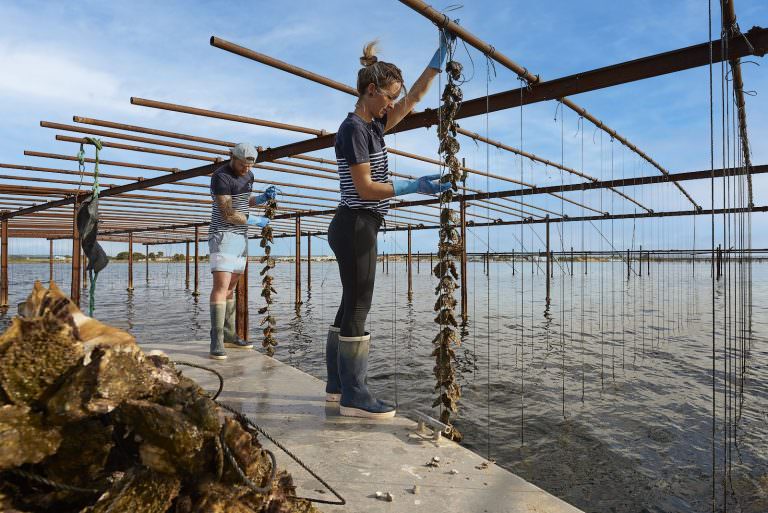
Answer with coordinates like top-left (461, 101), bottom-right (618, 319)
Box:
top-left (210, 163), bottom-right (254, 237)
top-left (335, 113), bottom-right (390, 216)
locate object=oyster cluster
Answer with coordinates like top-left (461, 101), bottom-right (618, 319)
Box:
top-left (258, 198), bottom-right (278, 356)
top-left (432, 51), bottom-right (464, 443)
top-left (0, 282), bottom-right (318, 513)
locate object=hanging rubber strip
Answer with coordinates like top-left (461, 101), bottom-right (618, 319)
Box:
top-left (75, 137), bottom-right (109, 316)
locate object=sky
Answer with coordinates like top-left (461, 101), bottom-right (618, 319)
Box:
top-left (0, 0), bottom-right (766, 258)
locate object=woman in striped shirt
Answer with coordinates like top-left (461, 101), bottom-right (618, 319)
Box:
top-left (326, 35), bottom-right (453, 419)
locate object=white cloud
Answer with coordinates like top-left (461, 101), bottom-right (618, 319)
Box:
top-left (0, 40), bottom-right (132, 113)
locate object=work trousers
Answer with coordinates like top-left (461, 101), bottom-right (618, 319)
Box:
top-left (328, 206), bottom-right (382, 337)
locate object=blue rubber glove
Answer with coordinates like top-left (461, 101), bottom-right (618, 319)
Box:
top-left (247, 215), bottom-right (270, 228)
top-left (427, 27), bottom-right (457, 70)
top-left (252, 185), bottom-right (278, 205)
top-left (392, 174), bottom-right (450, 196)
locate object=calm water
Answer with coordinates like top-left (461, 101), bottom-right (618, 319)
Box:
top-left (2, 258), bottom-right (766, 513)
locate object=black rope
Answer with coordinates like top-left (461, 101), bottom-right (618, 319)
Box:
top-left (7, 468), bottom-right (101, 495)
top-left (173, 361), bottom-right (345, 506)
top-left (219, 428), bottom-right (276, 494)
top-left (173, 360), bottom-right (223, 400)
top-left (216, 401), bottom-right (346, 506)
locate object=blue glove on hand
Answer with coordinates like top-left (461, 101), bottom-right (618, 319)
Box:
top-left (428, 26), bottom-right (458, 70)
top-left (247, 215), bottom-right (270, 228)
top-left (253, 186), bottom-right (278, 205)
top-left (392, 174), bottom-right (450, 196)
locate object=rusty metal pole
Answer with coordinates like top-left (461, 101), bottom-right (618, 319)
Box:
top-left (49, 239), bottom-right (54, 284)
top-left (235, 262), bottom-right (248, 341)
top-left (306, 233), bottom-right (311, 292)
top-left (647, 250), bottom-right (651, 276)
top-left (185, 241), bottom-right (190, 289)
top-left (407, 225), bottom-right (413, 301)
top-left (717, 244), bottom-right (723, 280)
top-left (192, 226), bottom-right (200, 297)
top-left (545, 219), bottom-right (551, 306)
top-left (460, 199), bottom-right (468, 323)
top-left (398, 0), bottom-right (701, 210)
top-left (627, 248), bottom-right (631, 281)
top-left (295, 218), bottom-right (302, 307)
top-left (0, 219), bottom-right (8, 307)
top-left (381, 252), bottom-right (385, 272)
top-left (723, 0), bottom-right (755, 206)
top-left (71, 202), bottom-right (81, 306)
top-left (127, 232), bottom-right (134, 292)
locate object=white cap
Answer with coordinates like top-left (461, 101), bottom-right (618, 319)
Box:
top-left (231, 142), bottom-right (258, 162)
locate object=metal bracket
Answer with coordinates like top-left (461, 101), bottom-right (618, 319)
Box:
top-left (411, 410), bottom-right (451, 442)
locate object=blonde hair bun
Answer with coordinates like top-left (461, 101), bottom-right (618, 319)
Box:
top-left (360, 40), bottom-right (379, 67)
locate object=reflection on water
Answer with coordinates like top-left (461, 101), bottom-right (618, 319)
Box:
top-left (1, 259), bottom-right (766, 513)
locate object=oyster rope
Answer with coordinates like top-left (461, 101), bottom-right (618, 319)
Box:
top-left (258, 197), bottom-right (278, 356)
top-left (432, 28), bottom-right (464, 442)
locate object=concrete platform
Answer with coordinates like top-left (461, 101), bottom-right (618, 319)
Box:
top-left (143, 340), bottom-right (583, 513)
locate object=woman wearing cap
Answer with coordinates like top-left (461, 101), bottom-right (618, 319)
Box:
top-left (208, 143), bottom-right (276, 360)
top-left (325, 35), bottom-right (453, 418)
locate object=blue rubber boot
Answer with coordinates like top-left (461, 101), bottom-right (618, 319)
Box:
top-left (325, 326), bottom-right (341, 402)
top-left (338, 334), bottom-right (396, 419)
top-left (209, 302), bottom-right (227, 360)
top-left (223, 298), bottom-right (253, 349)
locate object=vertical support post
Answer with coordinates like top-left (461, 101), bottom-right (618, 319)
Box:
top-left (570, 246), bottom-right (574, 276)
top-left (71, 202), bottom-right (81, 306)
top-left (407, 225), bottom-right (413, 301)
top-left (627, 248), bottom-right (631, 280)
top-left (417, 251), bottom-right (420, 274)
top-left (295, 218), bottom-right (302, 307)
top-left (235, 262), bottom-right (248, 341)
top-left (307, 233), bottom-right (312, 292)
top-left (0, 219), bottom-right (8, 308)
top-left (647, 250), bottom-right (650, 276)
top-left (185, 241), bottom-right (190, 289)
top-left (192, 226), bottom-right (200, 297)
top-left (127, 232), bottom-right (134, 292)
top-left (49, 239), bottom-right (54, 284)
top-left (512, 249), bottom-right (515, 275)
top-left (639, 245), bottom-right (643, 277)
top-left (430, 252), bottom-right (433, 269)
top-left (460, 199), bottom-right (468, 324)
top-left (545, 219), bottom-right (551, 306)
top-left (145, 244), bottom-right (149, 283)
top-left (386, 253), bottom-right (389, 274)
top-left (550, 251), bottom-right (554, 278)
top-left (716, 244), bottom-right (722, 280)
top-left (381, 252), bottom-right (385, 272)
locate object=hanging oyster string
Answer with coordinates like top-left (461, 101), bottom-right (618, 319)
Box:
top-left (432, 29), bottom-right (464, 443)
top-left (258, 198), bottom-right (278, 356)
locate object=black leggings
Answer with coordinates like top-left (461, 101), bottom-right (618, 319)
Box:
top-left (328, 206), bottom-right (382, 337)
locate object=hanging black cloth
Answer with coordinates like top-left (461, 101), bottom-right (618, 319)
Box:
top-left (77, 196), bottom-right (108, 274)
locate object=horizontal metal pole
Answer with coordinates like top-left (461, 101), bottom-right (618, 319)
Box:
top-left (257, 26), bottom-right (767, 162)
top-left (130, 97), bottom-right (326, 136)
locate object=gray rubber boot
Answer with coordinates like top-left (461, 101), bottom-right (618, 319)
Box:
top-left (209, 302), bottom-right (227, 360)
top-left (325, 326), bottom-right (341, 402)
top-left (338, 334), bottom-right (396, 419)
top-left (223, 298), bottom-right (253, 349)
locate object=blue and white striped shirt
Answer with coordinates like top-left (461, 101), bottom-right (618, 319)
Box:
top-left (210, 164), bottom-right (253, 237)
top-left (335, 113), bottom-right (390, 216)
